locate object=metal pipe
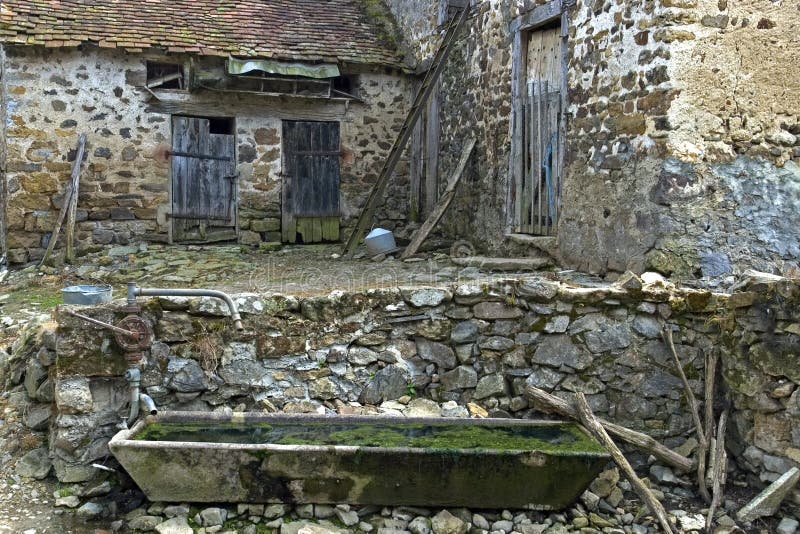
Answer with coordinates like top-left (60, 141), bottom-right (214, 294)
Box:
top-left (129, 384), bottom-right (140, 423)
top-left (139, 394), bottom-right (157, 416)
top-left (125, 367), bottom-right (141, 423)
top-left (127, 283), bottom-right (244, 330)
top-left (62, 309), bottom-right (141, 339)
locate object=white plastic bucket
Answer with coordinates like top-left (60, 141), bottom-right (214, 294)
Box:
top-left (364, 228), bottom-right (397, 256)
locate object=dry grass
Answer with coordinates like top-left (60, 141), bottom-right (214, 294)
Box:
top-left (190, 323), bottom-right (224, 375)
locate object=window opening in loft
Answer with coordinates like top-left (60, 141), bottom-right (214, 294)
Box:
top-left (332, 75), bottom-right (359, 99)
top-left (146, 62), bottom-right (185, 89)
top-left (208, 117), bottom-right (235, 135)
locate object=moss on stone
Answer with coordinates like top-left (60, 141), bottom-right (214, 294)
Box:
top-left (135, 420), bottom-right (605, 454)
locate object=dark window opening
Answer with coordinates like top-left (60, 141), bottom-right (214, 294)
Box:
top-left (208, 117), bottom-right (235, 135)
top-left (146, 62), bottom-right (185, 89)
top-left (332, 75), bottom-right (359, 99)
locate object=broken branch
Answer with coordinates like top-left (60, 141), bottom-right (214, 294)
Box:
top-left (524, 385), bottom-right (694, 472)
top-left (662, 325), bottom-right (710, 503)
top-left (575, 393), bottom-right (676, 534)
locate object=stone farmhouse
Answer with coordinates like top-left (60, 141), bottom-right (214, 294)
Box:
top-left (1, 0), bottom-right (799, 279)
top-left (0, 0), bottom-right (415, 263)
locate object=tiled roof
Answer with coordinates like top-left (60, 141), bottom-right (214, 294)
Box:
top-left (0, 0), bottom-right (408, 69)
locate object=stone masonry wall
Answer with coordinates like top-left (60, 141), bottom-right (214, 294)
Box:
top-left (389, 0), bottom-right (800, 279)
top-left (2, 273), bottom-right (797, 509)
top-left (1, 46), bottom-right (414, 263)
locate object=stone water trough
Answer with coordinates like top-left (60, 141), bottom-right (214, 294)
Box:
top-left (109, 412), bottom-right (609, 509)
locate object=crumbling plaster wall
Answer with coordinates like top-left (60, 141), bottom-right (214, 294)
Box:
top-left (390, 0), bottom-right (800, 279)
top-left (1, 46), bottom-right (414, 263)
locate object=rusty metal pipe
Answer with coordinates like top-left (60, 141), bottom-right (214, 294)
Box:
top-left (62, 308), bottom-right (141, 339)
top-left (127, 283), bottom-right (244, 330)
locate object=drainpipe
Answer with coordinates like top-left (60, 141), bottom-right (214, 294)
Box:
top-left (120, 367), bottom-right (157, 429)
top-left (126, 283), bottom-right (244, 330)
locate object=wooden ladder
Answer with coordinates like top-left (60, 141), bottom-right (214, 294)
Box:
top-left (341, 4), bottom-right (471, 256)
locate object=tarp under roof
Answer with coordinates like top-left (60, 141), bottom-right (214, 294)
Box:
top-left (227, 58), bottom-right (340, 79)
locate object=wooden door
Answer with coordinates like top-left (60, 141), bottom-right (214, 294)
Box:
top-left (171, 116), bottom-right (237, 243)
top-left (516, 25), bottom-right (562, 236)
top-left (281, 121), bottom-right (340, 243)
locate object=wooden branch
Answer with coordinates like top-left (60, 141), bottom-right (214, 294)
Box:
top-left (575, 393), bottom-right (676, 534)
top-left (40, 134), bottom-right (87, 267)
top-left (704, 350), bottom-right (719, 447)
top-left (400, 137), bottom-right (475, 259)
top-left (706, 409), bottom-right (728, 532)
top-left (662, 325), bottom-right (710, 503)
top-left (524, 385), bottom-right (694, 472)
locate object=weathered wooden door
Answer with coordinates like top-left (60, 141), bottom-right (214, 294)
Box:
top-left (281, 121), bottom-right (340, 243)
top-left (171, 116), bottom-right (237, 243)
top-left (516, 25), bottom-right (563, 235)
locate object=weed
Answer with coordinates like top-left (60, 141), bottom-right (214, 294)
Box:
top-left (190, 323), bottom-right (224, 374)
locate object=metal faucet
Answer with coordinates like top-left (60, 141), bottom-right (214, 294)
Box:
top-left (126, 283), bottom-right (244, 330)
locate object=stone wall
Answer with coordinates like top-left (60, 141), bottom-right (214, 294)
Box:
top-left (388, 0), bottom-right (800, 279)
top-left (1, 273), bottom-right (795, 507)
top-left (0, 46), bottom-right (414, 263)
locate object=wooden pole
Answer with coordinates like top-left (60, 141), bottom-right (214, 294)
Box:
top-left (40, 134), bottom-right (87, 267)
top-left (662, 325), bottom-right (710, 503)
top-left (575, 393), bottom-right (676, 534)
top-left (400, 138), bottom-right (475, 259)
top-left (706, 409), bottom-right (729, 532)
top-left (524, 385), bottom-right (694, 472)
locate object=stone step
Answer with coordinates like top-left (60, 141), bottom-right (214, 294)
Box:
top-left (451, 255), bottom-right (552, 271)
top-left (505, 233), bottom-right (559, 257)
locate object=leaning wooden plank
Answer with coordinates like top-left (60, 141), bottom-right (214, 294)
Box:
top-left (400, 137), bottom-right (475, 259)
top-left (64, 135), bottom-right (86, 263)
top-left (576, 393), bottom-right (676, 534)
top-left (341, 4), bottom-right (471, 256)
top-left (524, 384), bottom-right (694, 472)
top-left (662, 325), bottom-right (710, 503)
top-left (41, 133), bottom-right (86, 267)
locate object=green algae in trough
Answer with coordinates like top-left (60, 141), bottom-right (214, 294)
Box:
top-left (110, 412), bottom-right (610, 509)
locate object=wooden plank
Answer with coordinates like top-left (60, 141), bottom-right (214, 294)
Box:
top-left (509, 30), bottom-right (525, 230)
top-left (312, 218), bottom-right (322, 243)
top-left (64, 133), bottom-right (87, 263)
top-left (342, 4), bottom-right (471, 256)
top-left (40, 133), bottom-right (86, 266)
top-left (321, 217), bottom-right (339, 241)
top-left (424, 94), bottom-right (440, 216)
top-left (409, 106), bottom-right (423, 222)
top-left (510, 0), bottom-right (562, 33)
top-left (281, 172), bottom-right (295, 243)
top-left (400, 138), bottom-right (475, 259)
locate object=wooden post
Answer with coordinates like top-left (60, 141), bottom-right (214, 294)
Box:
top-left (706, 409), bottom-right (729, 531)
top-left (575, 393), bottom-right (676, 534)
top-left (40, 134), bottom-right (86, 267)
top-left (662, 326), bottom-right (710, 503)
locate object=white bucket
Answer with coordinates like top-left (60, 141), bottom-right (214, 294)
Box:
top-left (364, 228), bottom-right (397, 256)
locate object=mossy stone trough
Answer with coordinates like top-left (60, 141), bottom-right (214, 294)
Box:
top-left (109, 412), bottom-right (609, 509)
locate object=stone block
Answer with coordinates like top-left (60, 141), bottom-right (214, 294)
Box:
top-left (55, 377), bottom-right (93, 414)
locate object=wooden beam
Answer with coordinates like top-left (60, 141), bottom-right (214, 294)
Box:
top-left (510, 0), bottom-right (562, 33)
top-left (341, 4), bottom-right (471, 256)
top-left (401, 137), bottom-right (475, 259)
top-left (424, 94), bottom-right (440, 216)
top-left (40, 134), bottom-right (86, 267)
top-left (525, 385), bottom-right (695, 472)
top-left (576, 393), bottom-right (676, 534)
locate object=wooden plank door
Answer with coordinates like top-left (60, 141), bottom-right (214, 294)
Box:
top-left (171, 116), bottom-right (236, 243)
top-left (282, 121), bottom-right (340, 243)
top-left (517, 25), bottom-right (562, 236)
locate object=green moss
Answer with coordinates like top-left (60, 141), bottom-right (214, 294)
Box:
top-left (136, 420), bottom-right (605, 454)
top-left (360, 0), bottom-right (400, 49)
top-left (6, 287), bottom-right (62, 309)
